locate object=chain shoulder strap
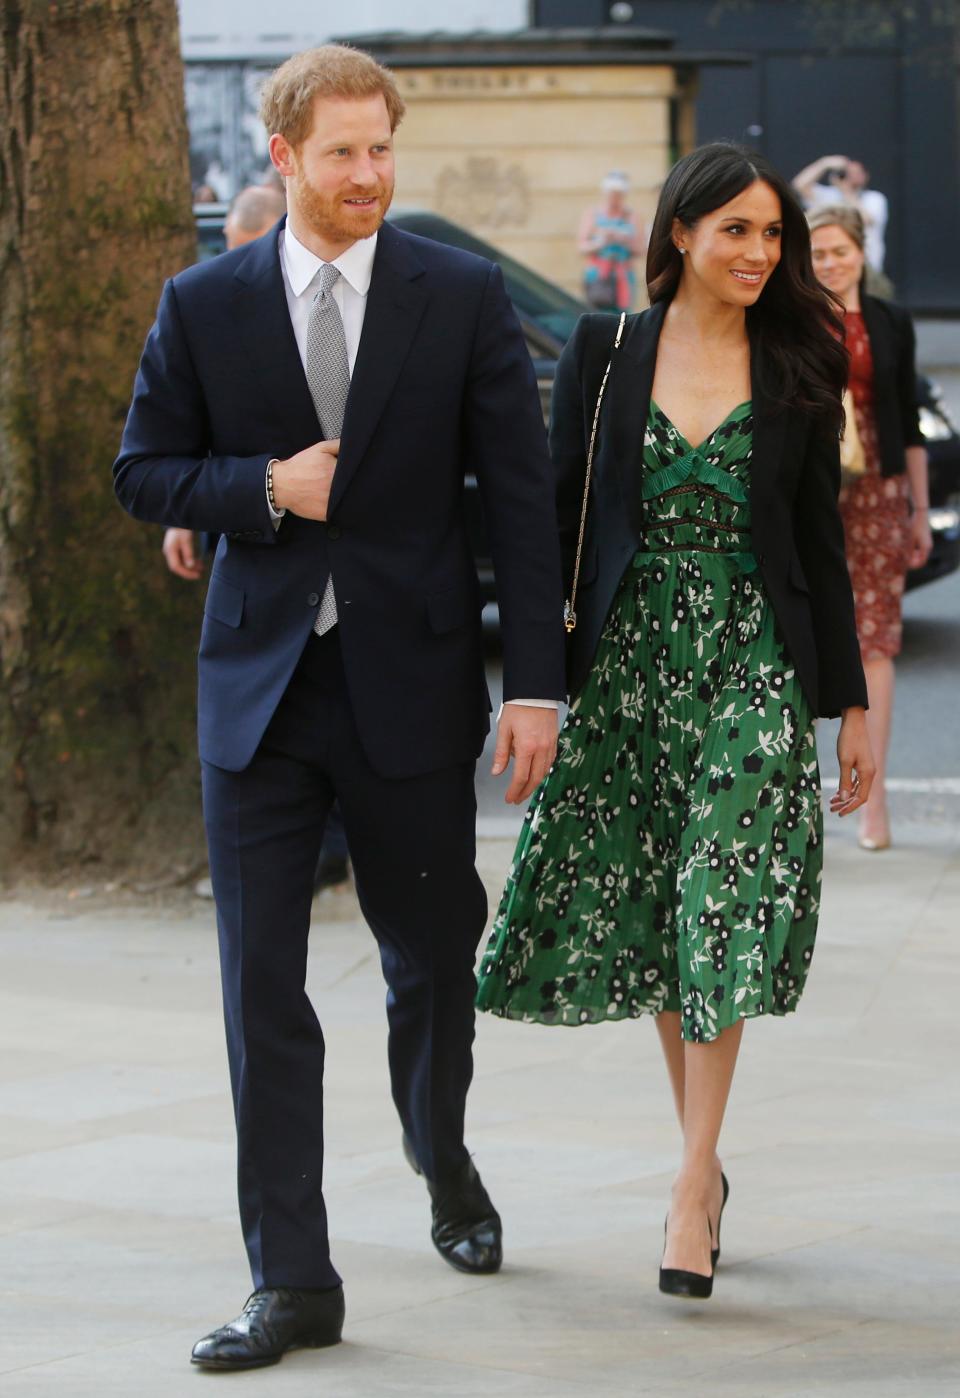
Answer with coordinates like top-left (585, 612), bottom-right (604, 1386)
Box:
top-left (564, 311), bottom-right (627, 633)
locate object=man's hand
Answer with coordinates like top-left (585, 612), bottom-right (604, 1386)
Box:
top-left (162, 527), bottom-right (204, 580)
top-left (271, 438), bottom-right (340, 521)
top-left (491, 705), bottom-right (559, 805)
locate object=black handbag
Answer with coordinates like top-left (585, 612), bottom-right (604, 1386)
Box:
top-left (584, 268), bottom-right (619, 309)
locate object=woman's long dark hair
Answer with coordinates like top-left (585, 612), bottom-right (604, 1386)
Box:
top-left (647, 142), bottom-right (847, 434)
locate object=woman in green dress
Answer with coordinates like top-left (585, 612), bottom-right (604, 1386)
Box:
top-left (477, 144), bottom-right (875, 1299)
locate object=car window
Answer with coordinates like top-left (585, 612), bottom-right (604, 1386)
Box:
top-left (195, 204), bottom-right (229, 261)
top-left (389, 210), bottom-right (585, 345)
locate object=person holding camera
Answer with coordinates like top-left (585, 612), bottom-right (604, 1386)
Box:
top-left (793, 154), bottom-right (889, 275)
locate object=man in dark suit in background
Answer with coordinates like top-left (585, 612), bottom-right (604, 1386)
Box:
top-left (114, 44), bottom-right (565, 1372)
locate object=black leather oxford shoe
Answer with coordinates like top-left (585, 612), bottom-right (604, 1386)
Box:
top-left (403, 1134), bottom-right (503, 1275)
top-left (190, 1285), bottom-right (344, 1370)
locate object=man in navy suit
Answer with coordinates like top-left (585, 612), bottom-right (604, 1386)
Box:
top-left (115, 45), bottom-right (565, 1371)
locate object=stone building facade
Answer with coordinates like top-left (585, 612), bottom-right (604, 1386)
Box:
top-left (358, 29), bottom-right (698, 299)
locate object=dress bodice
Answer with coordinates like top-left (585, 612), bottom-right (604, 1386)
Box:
top-left (636, 401), bottom-right (755, 571)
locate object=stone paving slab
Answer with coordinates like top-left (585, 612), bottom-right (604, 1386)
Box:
top-left (1, 816), bottom-right (958, 1396)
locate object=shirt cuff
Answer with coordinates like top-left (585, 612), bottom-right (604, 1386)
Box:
top-left (266, 459), bottom-right (286, 530)
top-left (496, 698), bottom-right (561, 720)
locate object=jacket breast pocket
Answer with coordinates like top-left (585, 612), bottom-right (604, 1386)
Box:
top-left (426, 586), bottom-right (474, 635)
top-left (204, 572), bottom-right (244, 628)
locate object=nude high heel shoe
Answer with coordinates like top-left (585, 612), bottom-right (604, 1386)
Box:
top-left (858, 800), bottom-right (891, 851)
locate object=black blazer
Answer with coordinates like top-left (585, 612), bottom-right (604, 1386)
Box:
top-left (551, 302), bottom-right (868, 718)
top-left (859, 293), bottom-right (924, 476)
top-left (115, 219), bottom-right (567, 775)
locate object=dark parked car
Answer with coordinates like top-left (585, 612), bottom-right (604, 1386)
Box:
top-left (193, 205), bottom-right (960, 599)
top-left (908, 375), bottom-right (960, 590)
top-left (195, 202), bottom-right (231, 260)
top-left (386, 210), bottom-right (583, 604)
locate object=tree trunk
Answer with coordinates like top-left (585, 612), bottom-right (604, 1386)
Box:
top-left (0, 0), bottom-right (203, 881)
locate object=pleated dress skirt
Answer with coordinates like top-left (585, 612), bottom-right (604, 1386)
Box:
top-left (476, 402), bottom-right (823, 1043)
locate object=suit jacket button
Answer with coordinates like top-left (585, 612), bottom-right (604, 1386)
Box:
top-left (327, 524), bottom-right (341, 540)
top-left (307, 592), bottom-right (320, 606)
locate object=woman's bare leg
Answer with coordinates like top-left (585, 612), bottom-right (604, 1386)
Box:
top-left (661, 1018), bottom-right (744, 1274)
top-left (655, 1010), bottom-right (685, 1128)
top-left (860, 656), bottom-right (894, 844)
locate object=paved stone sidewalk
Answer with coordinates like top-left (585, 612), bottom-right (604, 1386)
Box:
top-left (1, 814), bottom-right (958, 1396)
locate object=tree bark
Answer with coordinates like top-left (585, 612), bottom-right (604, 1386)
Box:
top-left (0, 0), bottom-right (202, 879)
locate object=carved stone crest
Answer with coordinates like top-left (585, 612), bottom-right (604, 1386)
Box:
top-left (435, 156), bottom-right (530, 228)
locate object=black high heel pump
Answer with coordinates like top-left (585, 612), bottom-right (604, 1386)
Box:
top-left (658, 1216), bottom-right (714, 1300)
top-left (711, 1171), bottom-right (730, 1268)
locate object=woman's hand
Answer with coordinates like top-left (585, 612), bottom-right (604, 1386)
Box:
top-left (908, 509), bottom-right (933, 569)
top-left (830, 707), bottom-right (875, 816)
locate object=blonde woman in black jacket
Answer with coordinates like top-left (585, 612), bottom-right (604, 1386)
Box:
top-left (809, 204), bottom-right (932, 849)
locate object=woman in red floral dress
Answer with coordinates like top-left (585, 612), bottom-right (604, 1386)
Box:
top-left (809, 205), bottom-right (932, 848)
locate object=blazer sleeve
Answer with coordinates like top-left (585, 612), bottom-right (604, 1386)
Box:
top-left (113, 278), bottom-right (278, 542)
top-left (895, 305), bottom-right (925, 450)
top-left (793, 423), bottom-right (868, 716)
top-left (464, 262), bottom-right (567, 703)
top-left (549, 316), bottom-right (590, 592)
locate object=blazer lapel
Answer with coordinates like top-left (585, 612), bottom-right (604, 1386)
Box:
top-left (604, 299), bottom-right (667, 537)
top-left (329, 222), bottom-right (428, 514)
top-left (859, 292), bottom-right (895, 380)
top-left (749, 332), bottom-right (788, 526)
top-left (231, 219), bottom-right (321, 450)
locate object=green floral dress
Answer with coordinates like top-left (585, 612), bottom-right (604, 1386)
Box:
top-left (477, 402), bottom-right (822, 1043)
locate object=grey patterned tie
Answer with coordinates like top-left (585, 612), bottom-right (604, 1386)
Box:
top-left (305, 262), bottom-right (351, 635)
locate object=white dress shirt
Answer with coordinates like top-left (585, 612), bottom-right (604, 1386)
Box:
top-left (266, 221), bottom-right (374, 524)
top-left (279, 220), bottom-right (376, 375)
top-left (269, 220), bottom-right (556, 714)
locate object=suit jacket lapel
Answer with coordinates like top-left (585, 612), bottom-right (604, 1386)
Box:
top-left (604, 299), bottom-right (666, 538)
top-left (231, 219), bottom-right (321, 450)
top-left (329, 223), bottom-right (427, 513)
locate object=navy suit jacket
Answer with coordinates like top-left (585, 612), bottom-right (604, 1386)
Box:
top-left (115, 219), bottom-right (566, 775)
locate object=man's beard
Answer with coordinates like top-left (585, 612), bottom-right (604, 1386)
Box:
top-left (294, 172), bottom-right (393, 245)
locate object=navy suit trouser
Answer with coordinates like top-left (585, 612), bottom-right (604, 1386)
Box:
top-left (202, 628), bottom-right (487, 1290)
